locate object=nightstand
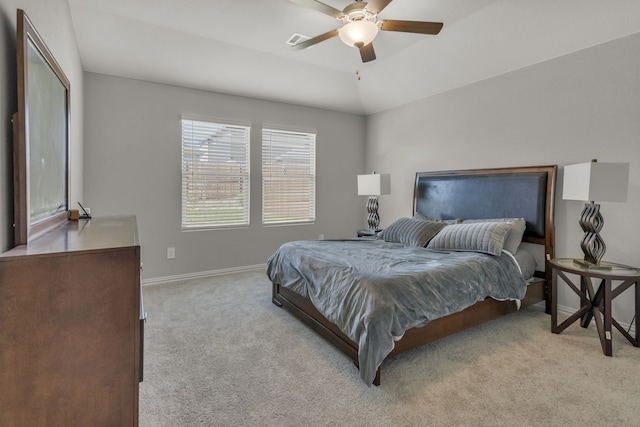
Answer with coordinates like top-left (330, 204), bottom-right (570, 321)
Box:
top-left (357, 228), bottom-right (381, 238)
top-left (550, 258), bottom-right (640, 356)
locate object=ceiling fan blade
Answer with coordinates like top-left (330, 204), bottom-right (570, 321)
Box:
top-left (358, 42), bottom-right (376, 63)
top-left (288, 0), bottom-right (343, 19)
top-left (379, 20), bottom-right (443, 35)
top-left (366, 0), bottom-right (394, 14)
top-left (292, 29), bottom-right (339, 50)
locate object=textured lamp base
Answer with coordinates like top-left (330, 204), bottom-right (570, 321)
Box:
top-left (366, 196), bottom-right (380, 231)
top-left (575, 202), bottom-right (610, 269)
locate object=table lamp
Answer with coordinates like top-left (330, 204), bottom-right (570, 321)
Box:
top-left (357, 172), bottom-right (391, 232)
top-left (562, 160), bottom-right (629, 268)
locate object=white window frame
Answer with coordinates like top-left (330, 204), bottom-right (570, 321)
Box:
top-left (181, 117), bottom-right (250, 230)
top-left (262, 127), bottom-right (316, 225)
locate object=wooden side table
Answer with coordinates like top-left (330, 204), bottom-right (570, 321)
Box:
top-left (550, 258), bottom-right (640, 356)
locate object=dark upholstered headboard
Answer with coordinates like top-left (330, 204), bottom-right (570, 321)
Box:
top-left (413, 165), bottom-right (557, 270)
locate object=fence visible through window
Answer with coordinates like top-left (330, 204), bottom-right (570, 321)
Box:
top-left (262, 128), bottom-right (316, 224)
top-left (181, 119), bottom-right (250, 229)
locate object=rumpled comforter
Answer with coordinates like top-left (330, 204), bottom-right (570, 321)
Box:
top-left (266, 239), bottom-right (527, 386)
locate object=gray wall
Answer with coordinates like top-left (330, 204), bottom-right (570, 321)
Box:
top-left (83, 73), bottom-right (366, 280)
top-left (0, 0), bottom-right (84, 252)
top-left (366, 33), bottom-right (640, 324)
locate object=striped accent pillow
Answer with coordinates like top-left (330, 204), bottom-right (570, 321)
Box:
top-left (377, 218), bottom-right (446, 247)
top-left (462, 218), bottom-right (526, 254)
top-left (426, 222), bottom-right (512, 255)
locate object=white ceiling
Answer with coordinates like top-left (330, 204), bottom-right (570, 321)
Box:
top-left (67, 0), bottom-right (640, 115)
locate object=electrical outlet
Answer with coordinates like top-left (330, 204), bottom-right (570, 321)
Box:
top-left (319, 234), bottom-right (325, 240)
top-left (167, 247), bottom-right (175, 259)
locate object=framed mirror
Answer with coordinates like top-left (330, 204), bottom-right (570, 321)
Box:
top-left (13, 9), bottom-right (70, 245)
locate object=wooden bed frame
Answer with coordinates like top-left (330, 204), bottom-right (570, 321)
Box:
top-left (271, 165), bottom-right (557, 385)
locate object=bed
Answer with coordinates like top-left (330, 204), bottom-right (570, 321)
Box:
top-left (267, 165), bottom-right (557, 385)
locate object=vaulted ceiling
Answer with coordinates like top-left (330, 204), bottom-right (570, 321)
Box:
top-left (67, 0), bottom-right (640, 115)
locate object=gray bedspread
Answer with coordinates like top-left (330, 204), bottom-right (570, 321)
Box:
top-left (266, 239), bottom-right (527, 385)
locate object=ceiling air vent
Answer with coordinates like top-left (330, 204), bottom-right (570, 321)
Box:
top-left (286, 33), bottom-right (310, 46)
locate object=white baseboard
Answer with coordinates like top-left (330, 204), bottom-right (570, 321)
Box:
top-left (142, 264), bottom-right (265, 286)
top-left (554, 302), bottom-right (636, 337)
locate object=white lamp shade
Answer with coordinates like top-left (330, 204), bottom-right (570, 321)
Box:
top-left (562, 162), bottom-right (629, 202)
top-left (358, 173), bottom-right (391, 196)
top-left (338, 20), bottom-right (379, 47)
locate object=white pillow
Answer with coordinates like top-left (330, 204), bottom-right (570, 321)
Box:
top-left (413, 212), bottom-right (462, 224)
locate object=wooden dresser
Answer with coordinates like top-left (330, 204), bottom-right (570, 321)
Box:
top-left (0, 216), bottom-right (141, 426)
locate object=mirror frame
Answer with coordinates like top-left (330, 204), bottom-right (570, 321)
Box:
top-left (13, 9), bottom-right (70, 245)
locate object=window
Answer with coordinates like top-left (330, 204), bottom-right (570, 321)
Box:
top-left (181, 118), bottom-right (250, 229)
top-left (262, 128), bottom-right (316, 224)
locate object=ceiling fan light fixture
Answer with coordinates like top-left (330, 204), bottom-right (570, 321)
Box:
top-left (338, 20), bottom-right (379, 48)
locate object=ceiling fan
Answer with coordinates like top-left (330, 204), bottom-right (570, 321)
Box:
top-left (289, 0), bottom-right (443, 63)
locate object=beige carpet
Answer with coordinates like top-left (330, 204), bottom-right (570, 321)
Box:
top-left (139, 271), bottom-right (640, 426)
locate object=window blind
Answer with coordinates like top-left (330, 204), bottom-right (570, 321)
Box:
top-left (262, 128), bottom-right (316, 224)
top-left (181, 119), bottom-right (250, 229)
